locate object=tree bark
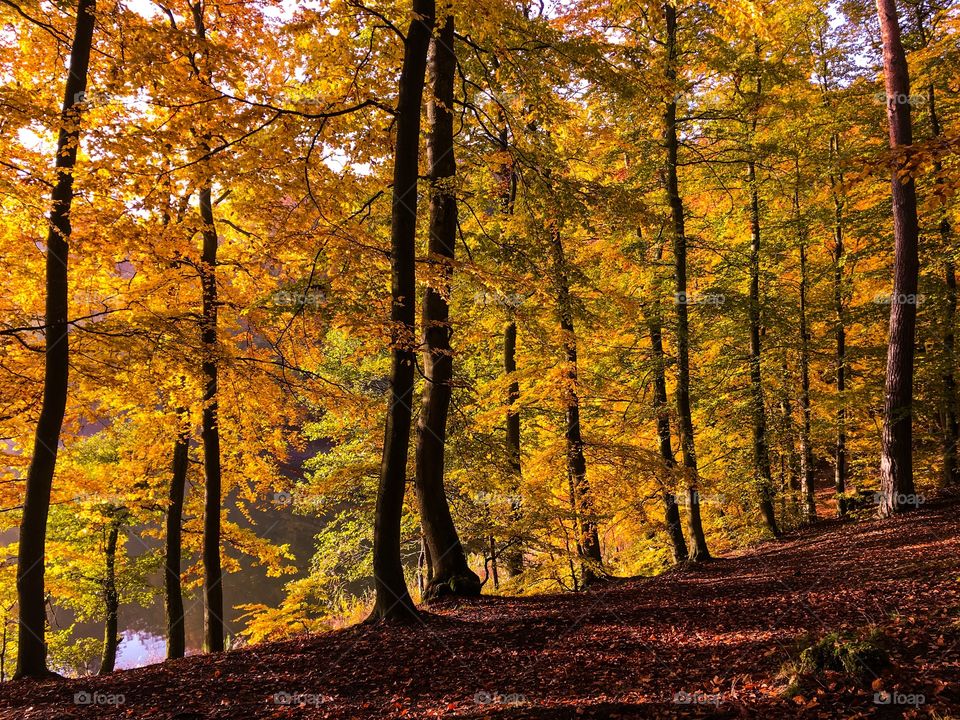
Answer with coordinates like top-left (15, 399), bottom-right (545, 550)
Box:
top-left (15, 0), bottom-right (96, 679)
top-left (503, 319), bottom-right (524, 576)
top-left (550, 229), bottom-right (603, 583)
top-left (831, 156), bottom-right (848, 517)
top-left (649, 315), bottom-right (688, 563)
top-left (98, 514), bottom-right (121, 674)
top-left (664, 2), bottom-right (710, 561)
top-left (747, 156), bottom-right (781, 538)
top-left (796, 181), bottom-right (817, 521)
top-left (876, 0), bottom-right (920, 516)
top-left (415, 13), bottom-right (480, 601)
top-left (198, 186), bottom-right (224, 651)
top-left (165, 420), bottom-right (189, 659)
top-left (368, 0), bottom-right (435, 622)
top-left (927, 84), bottom-right (959, 486)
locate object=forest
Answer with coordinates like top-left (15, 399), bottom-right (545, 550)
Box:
top-left (0, 0), bottom-right (959, 717)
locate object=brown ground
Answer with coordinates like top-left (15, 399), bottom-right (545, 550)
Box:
top-left (2, 497), bottom-right (959, 719)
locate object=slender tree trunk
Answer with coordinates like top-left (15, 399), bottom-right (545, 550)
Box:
top-left (747, 157), bottom-right (781, 538)
top-left (503, 319), bottom-right (524, 576)
top-left (415, 13), bottom-right (480, 601)
top-left (15, 0), bottom-right (96, 680)
top-left (877, 0), bottom-right (920, 516)
top-left (98, 514), bottom-right (121, 674)
top-left (165, 421), bottom-right (189, 659)
top-left (198, 186), bottom-right (224, 652)
top-left (831, 168), bottom-right (848, 517)
top-left (927, 84), bottom-right (960, 486)
top-left (797, 190), bottom-right (818, 521)
top-left (188, 0), bottom-right (225, 655)
top-left (368, 0), bottom-right (435, 622)
top-left (550, 229), bottom-right (602, 583)
top-left (650, 316), bottom-right (688, 563)
top-left (663, 2), bottom-right (710, 561)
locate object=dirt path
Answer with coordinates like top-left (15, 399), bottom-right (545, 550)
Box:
top-left (2, 499), bottom-right (959, 719)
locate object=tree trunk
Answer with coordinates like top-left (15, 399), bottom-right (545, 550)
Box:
top-left (650, 316), bottom-right (688, 563)
top-left (99, 514), bottom-right (121, 675)
top-left (927, 84), bottom-right (960, 486)
top-left (664, 2), bottom-right (710, 561)
top-left (503, 319), bottom-right (524, 576)
top-left (831, 161), bottom-right (848, 517)
top-left (415, 13), bottom-right (480, 602)
top-left (796, 186), bottom-right (817, 521)
top-left (747, 157), bottom-right (781, 538)
top-left (198, 186), bottom-right (224, 652)
top-left (165, 421), bottom-right (189, 659)
top-left (368, 0), bottom-right (435, 622)
top-left (15, 0), bottom-right (96, 680)
top-left (876, 0), bottom-right (920, 516)
top-left (550, 229), bottom-right (602, 583)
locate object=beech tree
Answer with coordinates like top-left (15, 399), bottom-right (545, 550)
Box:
top-left (14, 0), bottom-right (97, 679)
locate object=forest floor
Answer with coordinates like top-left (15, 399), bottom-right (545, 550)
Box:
top-left (2, 497), bottom-right (960, 719)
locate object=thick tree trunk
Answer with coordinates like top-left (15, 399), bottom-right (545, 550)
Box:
top-left (98, 515), bottom-right (121, 674)
top-left (503, 319), bottom-right (524, 576)
top-left (649, 316), bottom-right (688, 563)
top-left (876, 0), bottom-right (920, 517)
top-left (550, 230), bottom-right (603, 583)
top-left (368, 0), bottom-right (435, 622)
top-left (927, 85), bottom-right (960, 486)
top-left (663, 2), bottom-right (710, 561)
top-left (165, 421), bottom-right (189, 659)
top-left (415, 13), bottom-right (480, 602)
top-left (747, 158), bottom-right (781, 538)
top-left (15, 0), bottom-right (96, 680)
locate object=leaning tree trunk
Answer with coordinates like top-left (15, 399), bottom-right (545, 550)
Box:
top-left (415, 13), bottom-right (480, 601)
top-left (927, 84), bottom-right (960, 486)
top-left (550, 229), bottom-right (603, 584)
top-left (165, 420), bottom-right (189, 659)
top-left (747, 156), bottom-right (781, 538)
top-left (98, 513), bottom-right (121, 674)
top-left (877, 0), bottom-right (920, 517)
top-left (796, 181), bottom-right (817, 521)
top-left (368, 0), bottom-right (435, 622)
top-left (15, 0), bottom-right (96, 680)
top-left (663, 2), bottom-right (710, 561)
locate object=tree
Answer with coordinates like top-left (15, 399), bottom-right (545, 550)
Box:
top-left (414, 10), bottom-right (481, 601)
top-left (14, 0), bottom-right (97, 679)
top-left (369, 0), bottom-right (436, 622)
top-left (877, 0), bottom-right (921, 516)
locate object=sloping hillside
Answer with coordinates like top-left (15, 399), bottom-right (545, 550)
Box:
top-left (3, 500), bottom-right (959, 719)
